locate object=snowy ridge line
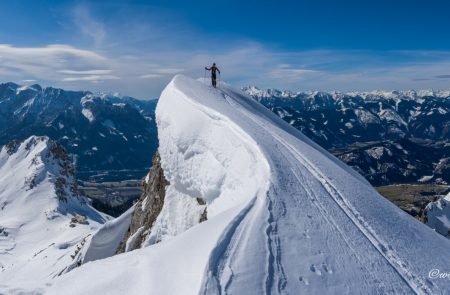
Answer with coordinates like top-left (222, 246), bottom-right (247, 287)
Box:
top-left (168, 85), bottom-right (267, 154)
top-left (166, 82), bottom-right (273, 295)
top-left (201, 197), bottom-right (257, 295)
top-left (224, 92), bottom-right (432, 294)
top-left (161, 78), bottom-right (270, 294)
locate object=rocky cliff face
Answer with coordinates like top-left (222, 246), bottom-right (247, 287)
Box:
top-left (116, 151), bottom-right (169, 253)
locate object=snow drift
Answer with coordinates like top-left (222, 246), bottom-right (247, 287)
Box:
top-left (38, 76), bottom-right (450, 294)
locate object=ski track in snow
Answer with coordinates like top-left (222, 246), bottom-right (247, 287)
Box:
top-left (220, 89), bottom-right (433, 295)
top-left (201, 197), bottom-right (257, 295)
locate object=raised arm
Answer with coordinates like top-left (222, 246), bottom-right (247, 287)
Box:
top-left (205, 67), bottom-right (211, 71)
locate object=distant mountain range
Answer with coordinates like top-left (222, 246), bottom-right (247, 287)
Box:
top-left (0, 83), bottom-right (158, 181)
top-left (243, 87), bottom-right (450, 185)
top-left (1, 82), bottom-right (449, 186)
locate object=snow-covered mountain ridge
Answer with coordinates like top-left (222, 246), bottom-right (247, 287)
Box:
top-left (244, 86), bottom-right (450, 102)
top-left (0, 136), bottom-right (109, 291)
top-left (35, 76), bottom-right (450, 294)
top-left (244, 86), bottom-right (450, 185)
top-left (0, 82), bottom-right (158, 181)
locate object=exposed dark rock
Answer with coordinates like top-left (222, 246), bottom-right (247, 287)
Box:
top-left (5, 140), bottom-right (20, 155)
top-left (199, 207), bottom-right (208, 223)
top-left (196, 197), bottom-right (206, 205)
top-left (116, 151), bottom-right (169, 253)
top-left (48, 142), bottom-right (80, 202)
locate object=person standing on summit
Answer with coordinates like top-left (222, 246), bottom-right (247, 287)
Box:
top-left (205, 63), bottom-right (221, 88)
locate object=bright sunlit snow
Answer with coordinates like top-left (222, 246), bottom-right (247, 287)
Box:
top-left (4, 76), bottom-right (450, 294)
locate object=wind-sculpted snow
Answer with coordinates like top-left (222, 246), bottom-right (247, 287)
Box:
top-left (43, 76), bottom-right (450, 294)
top-left (151, 77), bottom-right (270, 243)
top-left (81, 206), bottom-right (134, 263)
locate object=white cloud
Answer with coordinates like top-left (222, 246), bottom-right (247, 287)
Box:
top-left (59, 69), bottom-right (112, 75)
top-left (62, 75), bottom-right (120, 82)
top-left (0, 44), bottom-right (105, 61)
top-left (140, 74), bottom-right (164, 79)
top-left (0, 44), bottom-right (111, 87)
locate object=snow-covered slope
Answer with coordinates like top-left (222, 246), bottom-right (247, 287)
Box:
top-left (0, 136), bottom-right (109, 291)
top-left (42, 76), bottom-right (450, 294)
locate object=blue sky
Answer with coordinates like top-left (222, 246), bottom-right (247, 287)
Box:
top-left (0, 0), bottom-right (449, 98)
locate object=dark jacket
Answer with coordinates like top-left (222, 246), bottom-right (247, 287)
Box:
top-left (206, 65), bottom-right (220, 76)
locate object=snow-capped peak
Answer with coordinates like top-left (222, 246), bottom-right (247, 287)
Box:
top-left (0, 136), bottom-right (109, 288)
top-left (2, 136), bottom-right (78, 203)
top-left (243, 87), bottom-right (450, 101)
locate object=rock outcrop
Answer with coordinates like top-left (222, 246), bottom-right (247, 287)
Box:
top-left (116, 151), bottom-right (169, 253)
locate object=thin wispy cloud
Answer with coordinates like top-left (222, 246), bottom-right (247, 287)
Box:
top-left (0, 44), bottom-right (107, 83)
top-left (0, 44), bottom-right (104, 61)
top-left (72, 4), bottom-right (106, 47)
top-left (139, 74), bottom-right (164, 79)
top-left (62, 75), bottom-right (119, 82)
top-left (59, 69), bottom-right (112, 75)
